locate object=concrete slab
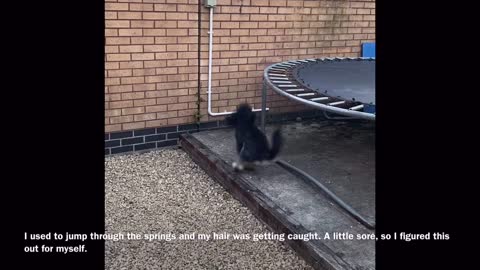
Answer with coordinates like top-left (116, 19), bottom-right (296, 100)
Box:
top-left (280, 120), bottom-right (375, 226)
top-left (180, 119), bottom-right (375, 270)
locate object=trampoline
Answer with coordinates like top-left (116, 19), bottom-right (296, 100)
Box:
top-left (259, 57), bottom-right (376, 229)
top-left (260, 57), bottom-right (375, 130)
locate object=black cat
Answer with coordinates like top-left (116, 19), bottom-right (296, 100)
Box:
top-left (225, 103), bottom-right (282, 171)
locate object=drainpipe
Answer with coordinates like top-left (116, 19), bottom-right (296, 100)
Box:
top-left (205, 3), bottom-right (269, 116)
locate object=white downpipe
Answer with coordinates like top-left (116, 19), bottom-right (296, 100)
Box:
top-left (206, 7), bottom-right (269, 116)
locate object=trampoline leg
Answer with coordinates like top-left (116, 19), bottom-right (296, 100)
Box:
top-left (261, 80), bottom-right (267, 133)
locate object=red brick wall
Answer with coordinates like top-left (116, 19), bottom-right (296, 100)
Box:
top-left (105, 0), bottom-right (375, 132)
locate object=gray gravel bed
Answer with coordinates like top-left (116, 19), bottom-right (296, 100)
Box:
top-left (105, 148), bottom-right (313, 270)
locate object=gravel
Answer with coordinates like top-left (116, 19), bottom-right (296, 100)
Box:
top-left (105, 148), bottom-right (313, 270)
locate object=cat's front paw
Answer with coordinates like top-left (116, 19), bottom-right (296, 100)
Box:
top-left (232, 161), bottom-right (244, 171)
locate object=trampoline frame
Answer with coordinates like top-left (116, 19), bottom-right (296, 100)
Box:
top-left (260, 57), bottom-right (375, 131)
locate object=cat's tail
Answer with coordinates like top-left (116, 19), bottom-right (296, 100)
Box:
top-left (268, 128), bottom-right (283, 160)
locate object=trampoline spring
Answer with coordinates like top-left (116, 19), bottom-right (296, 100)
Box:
top-left (273, 81), bottom-right (291, 83)
top-left (269, 77), bottom-right (289, 80)
top-left (279, 63), bottom-right (296, 67)
top-left (268, 73), bottom-right (286, 77)
top-left (328, 101), bottom-right (346, 106)
top-left (285, 89), bottom-right (305, 92)
top-left (349, 104), bottom-right (364, 111)
top-left (278, 84), bottom-right (298, 88)
top-left (297, 93), bottom-right (315, 97)
top-left (310, 97), bottom-right (329, 101)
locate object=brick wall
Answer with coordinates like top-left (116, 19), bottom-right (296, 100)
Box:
top-left (105, 0), bottom-right (375, 133)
